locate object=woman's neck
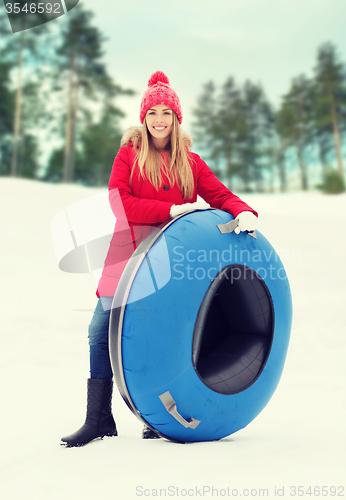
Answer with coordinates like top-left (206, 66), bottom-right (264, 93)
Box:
top-left (151, 136), bottom-right (170, 152)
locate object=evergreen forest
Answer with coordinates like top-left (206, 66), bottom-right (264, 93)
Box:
top-left (0, 4), bottom-right (345, 193)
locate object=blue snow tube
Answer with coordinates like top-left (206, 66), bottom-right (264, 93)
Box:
top-left (109, 209), bottom-right (292, 442)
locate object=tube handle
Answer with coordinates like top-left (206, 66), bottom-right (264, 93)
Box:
top-left (217, 219), bottom-right (257, 239)
top-left (159, 391), bottom-right (201, 429)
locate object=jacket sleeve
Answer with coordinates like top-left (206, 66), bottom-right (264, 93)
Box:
top-left (108, 147), bottom-right (174, 224)
top-left (194, 154), bottom-right (258, 218)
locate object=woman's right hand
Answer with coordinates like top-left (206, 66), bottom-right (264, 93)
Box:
top-left (170, 201), bottom-right (211, 218)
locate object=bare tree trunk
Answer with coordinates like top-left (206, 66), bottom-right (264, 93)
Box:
top-left (63, 54), bottom-right (75, 182)
top-left (329, 91), bottom-right (344, 181)
top-left (254, 161), bottom-right (264, 192)
top-left (10, 30), bottom-right (25, 177)
top-left (317, 136), bottom-right (329, 180)
top-left (297, 143), bottom-right (308, 190)
top-left (33, 127), bottom-right (41, 178)
top-left (269, 164), bottom-right (275, 193)
top-left (277, 139), bottom-right (287, 192)
top-left (297, 91), bottom-right (310, 191)
top-left (68, 59), bottom-right (81, 182)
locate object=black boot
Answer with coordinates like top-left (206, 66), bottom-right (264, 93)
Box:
top-left (61, 378), bottom-right (117, 447)
top-left (142, 425), bottom-right (161, 439)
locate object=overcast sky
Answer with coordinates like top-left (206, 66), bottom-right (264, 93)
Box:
top-left (76, 0), bottom-right (346, 133)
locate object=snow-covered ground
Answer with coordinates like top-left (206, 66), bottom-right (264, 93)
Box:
top-left (0, 178), bottom-right (345, 500)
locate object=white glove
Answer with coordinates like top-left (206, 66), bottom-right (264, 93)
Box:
top-left (170, 201), bottom-right (211, 218)
top-left (234, 211), bottom-right (258, 234)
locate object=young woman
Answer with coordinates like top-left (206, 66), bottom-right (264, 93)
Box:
top-left (61, 71), bottom-right (258, 447)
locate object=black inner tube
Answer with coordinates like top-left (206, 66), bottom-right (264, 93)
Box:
top-left (192, 265), bottom-right (274, 395)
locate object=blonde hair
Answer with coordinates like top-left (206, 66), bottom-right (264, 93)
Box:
top-left (131, 113), bottom-right (194, 200)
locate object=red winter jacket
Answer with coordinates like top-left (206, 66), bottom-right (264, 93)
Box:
top-left (96, 127), bottom-right (258, 297)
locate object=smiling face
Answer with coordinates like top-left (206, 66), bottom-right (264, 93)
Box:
top-left (145, 104), bottom-right (174, 149)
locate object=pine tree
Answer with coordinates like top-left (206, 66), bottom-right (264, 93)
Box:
top-left (192, 81), bottom-right (222, 178)
top-left (313, 42), bottom-right (346, 182)
top-left (217, 77), bottom-right (243, 188)
top-left (237, 81), bottom-right (274, 192)
top-left (0, 10), bottom-right (50, 177)
top-left (0, 61), bottom-right (14, 175)
top-left (75, 101), bottom-right (124, 186)
top-left (276, 75), bottom-right (314, 190)
top-left (54, 5), bottom-right (134, 183)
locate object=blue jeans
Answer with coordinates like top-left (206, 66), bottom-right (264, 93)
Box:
top-left (88, 297), bottom-right (114, 379)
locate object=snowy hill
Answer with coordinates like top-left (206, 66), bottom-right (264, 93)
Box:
top-left (0, 178), bottom-right (345, 500)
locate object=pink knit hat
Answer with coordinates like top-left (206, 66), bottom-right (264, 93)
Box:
top-left (140, 71), bottom-right (182, 124)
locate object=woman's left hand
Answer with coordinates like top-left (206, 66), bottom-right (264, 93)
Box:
top-left (234, 211), bottom-right (258, 234)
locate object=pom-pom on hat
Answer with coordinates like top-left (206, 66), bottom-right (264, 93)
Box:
top-left (140, 71), bottom-right (182, 124)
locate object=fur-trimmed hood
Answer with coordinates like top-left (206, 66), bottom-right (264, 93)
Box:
top-left (120, 126), bottom-right (193, 151)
